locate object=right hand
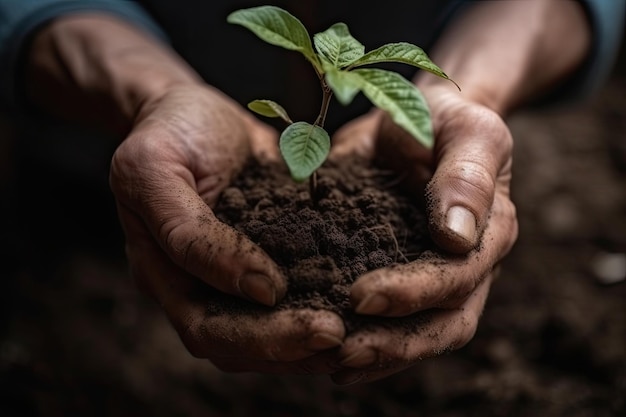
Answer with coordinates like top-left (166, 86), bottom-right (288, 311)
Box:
top-left (110, 84), bottom-right (345, 374)
top-left (327, 85), bottom-right (518, 384)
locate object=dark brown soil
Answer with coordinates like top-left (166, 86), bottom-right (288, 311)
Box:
top-left (214, 156), bottom-right (434, 333)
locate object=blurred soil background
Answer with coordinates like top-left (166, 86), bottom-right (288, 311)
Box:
top-left (1, 37), bottom-right (625, 417)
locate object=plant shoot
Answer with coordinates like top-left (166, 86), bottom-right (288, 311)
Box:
top-left (227, 5), bottom-right (458, 182)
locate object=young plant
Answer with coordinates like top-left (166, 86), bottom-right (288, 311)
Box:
top-left (227, 5), bottom-right (458, 184)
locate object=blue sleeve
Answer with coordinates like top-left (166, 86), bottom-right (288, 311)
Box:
top-left (574, 0), bottom-right (626, 99)
top-left (0, 0), bottom-right (167, 110)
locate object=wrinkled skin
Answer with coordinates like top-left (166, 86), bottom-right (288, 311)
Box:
top-left (110, 85), bottom-right (346, 375)
top-left (110, 82), bottom-right (518, 383)
top-left (329, 85), bottom-right (518, 384)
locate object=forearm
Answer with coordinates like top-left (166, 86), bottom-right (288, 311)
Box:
top-left (417, 0), bottom-right (591, 116)
top-left (25, 14), bottom-right (202, 133)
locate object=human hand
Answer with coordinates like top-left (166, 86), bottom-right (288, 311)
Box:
top-left (110, 84), bottom-right (345, 374)
top-left (328, 85), bottom-right (518, 384)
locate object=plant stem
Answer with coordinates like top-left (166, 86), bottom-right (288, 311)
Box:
top-left (314, 79), bottom-right (333, 128)
top-left (304, 66), bottom-right (338, 204)
top-left (309, 171), bottom-right (318, 206)
top-left (309, 77), bottom-right (333, 205)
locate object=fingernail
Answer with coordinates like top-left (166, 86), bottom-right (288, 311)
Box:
top-left (446, 206), bottom-right (476, 242)
top-left (355, 293), bottom-right (390, 315)
top-left (307, 332), bottom-right (344, 350)
top-left (340, 349), bottom-right (377, 368)
top-left (239, 273), bottom-right (276, 306)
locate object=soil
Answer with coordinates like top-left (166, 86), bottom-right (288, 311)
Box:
top-left (1, 66), bottom-right (625, 417)
top-left (214, 156), bottom-right (435, 334)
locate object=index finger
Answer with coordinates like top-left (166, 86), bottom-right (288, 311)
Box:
top-left (349, 191), bottom-right (516, 317)
top-left (127, 226), bottom-right (345, 364)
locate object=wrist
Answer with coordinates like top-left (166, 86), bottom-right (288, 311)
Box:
top-left (416, 74), bottom-right (513, 117)
top-left (26, 14), bottom-right (201, 133)
top-left (415, 0), bottom-right (590, 117)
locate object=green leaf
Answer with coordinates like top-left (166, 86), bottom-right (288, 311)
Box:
top-left (353, 68), bottom-right (433, 147)
top-left (279, 122), bottom-right (330, 181)
top-left (349, 42), bottom-right (459, 89)
top-left (323, 64), bottom-right (362, 105)
top-left (313, 23), bottom-right (365, 69)
top-left (248, 99), bottom-right (293, 124)
top-left (227, 6), bottom-right (318, 66)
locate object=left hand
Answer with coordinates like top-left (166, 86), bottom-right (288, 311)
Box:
top-left (110, 85), bottom-right (345, 375)
top-left (328, 85), bottom-right (518, 384)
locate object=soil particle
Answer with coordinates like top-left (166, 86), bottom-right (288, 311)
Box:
top-left (214, 155), bottom-right (435, 333)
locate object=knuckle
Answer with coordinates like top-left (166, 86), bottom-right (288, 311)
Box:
top-left (109, 141), bottom-right (144, 194)
top-left (159, 220), bottom-right (217, 271)
top-left (448, 160), bottom-right (496, 207)
top-left (160, 220), bottom-right (187, 257)
top-left (458, 105), bottom-right (513, 149)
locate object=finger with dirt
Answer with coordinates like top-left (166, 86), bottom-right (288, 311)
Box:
top-left (331, 275), bottom-right (492, 385)
top-left (110, 89), bottom-right (288, 305)
top-left (123, 219), bottom-right (346, 370)
top-left (348, 190), bottom-right (516, 317)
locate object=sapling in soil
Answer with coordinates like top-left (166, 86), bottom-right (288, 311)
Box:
top-left (227, 5), bottom-right (458, 195)
top-left (217, 6), bottom-right (460, 332)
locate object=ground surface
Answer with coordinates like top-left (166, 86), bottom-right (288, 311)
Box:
top-left (1, 68), bottom-right (625, 416)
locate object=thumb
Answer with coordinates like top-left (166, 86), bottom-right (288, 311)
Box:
top-left (426, 106), bottom-right (513, 254)
top-left (116, 190), bottom-right (286, 307)
top-left (110, 130), bottom-right (286, 306)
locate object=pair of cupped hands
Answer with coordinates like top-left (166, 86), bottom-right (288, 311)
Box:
top-left (109, 82), bottom-right (518, 385)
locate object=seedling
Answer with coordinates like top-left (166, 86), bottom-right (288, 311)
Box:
top-left (228, 5), bottom-right (458, 185)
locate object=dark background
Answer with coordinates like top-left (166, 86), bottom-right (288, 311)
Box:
top-left (0, 15), bottom-right (625, 417)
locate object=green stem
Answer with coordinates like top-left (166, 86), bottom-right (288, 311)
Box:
top-left (314, 79), bottom-right (333, 128)
top-left (309, 76), bottom-right (333, 205)
top-left (309, 171), bottom-right (318, 206)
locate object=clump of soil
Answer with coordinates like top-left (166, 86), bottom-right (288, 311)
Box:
top-left (215, 155), bottom-right (436, 332)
